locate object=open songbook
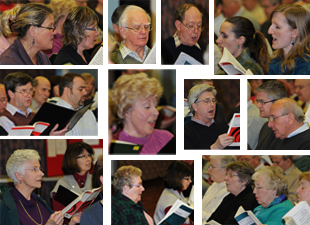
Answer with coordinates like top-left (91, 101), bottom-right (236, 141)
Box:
top-left (227, 113), bottom-right (240, 147)
top-left (174, 52), bottom-right (202, 65)
top-left (219, 48), bottom-right (253, 75)
top-left (143, 43), bottom-right (156, 64)
top-left (234, 206), bottom-right (261, 225)
top-left (109, 140), bottom-right (142, 155)
top-left (282, 201), bottom-right (310, 225)
top-left (8, 122), bottom-right (50, 136)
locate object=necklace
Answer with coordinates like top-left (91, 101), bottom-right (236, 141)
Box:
top-left (18, 200), bottom-right (43, 225)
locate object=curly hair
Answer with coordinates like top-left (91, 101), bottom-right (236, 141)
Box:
top-left (48, 0), bottom-right (77, 25)
top-left (0, 4), bottom-right (20, 37)
top-left (113, 165), bottom-right (142, 193)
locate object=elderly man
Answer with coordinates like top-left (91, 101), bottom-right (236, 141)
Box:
top-left (295, 79), bottom-right (310, 113)
top-left (30, 76), bottom-right (51, 113)
top-left (184, 84), bottom-right (234, 149)
top-left (111, 5), bottom-right (152, 64)
top-left (239, 155), bottom-right (264, 170)
top-left (270, 155), bottom-right (302, 204)
top-left (255, 80), bottom-right (287, 149)
top-left (266, 98), bottom-right (310, 149)
top-left (202, 155), bottom-right (236, 223)
top-left (162, 3), bottom-right (204, 65)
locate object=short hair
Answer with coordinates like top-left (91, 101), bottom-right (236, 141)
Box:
top-left (113, 165), bottom-right (142, 193)
top-left (92, 155), bottom-right (103, 189)
top-left (215, 0), bottom-right (223, 7)
top-left (252, 166), bottom-right (288, 196)
top-left (6, 149), bottom-right (41, 185)
top-left (256, 80), bottom-right (287, 100)
top-left (62, 142), bottom-right (94, 175)
top-left (119, 5), bottom-right (151, 28)
top-left (59, 73), bottom-right (84, 96)
top-left (210, 155), bottom-right (237, 168)
top-left (279, 98), bottom-right (305, 123)
top-left (4, 72), bottom-right (33, 101)
top-left (109, 73), bottom-right (163, 120)
top-left (49, 0), bottom-right (77, 25)
top-left (226, 161), bottom-right (255, 186)
top-left (164, 161), bottom-right (193, 191)
top-left (11, 3), bottom-right (53, 38)
top-left (0, 4), bottom-right (20, 37)
top-left (187, 84), bottom-right (217, 115)
top-left (111, 4), bottom-right (128, 25)
top-left (247, 81), bottom-right (251, 100)
top-left (62, 6), bottom-right (99, 50)
top-left (175, 3), bottom-right (202, 22)
top-left (299, 171), bottom-right (310, 182)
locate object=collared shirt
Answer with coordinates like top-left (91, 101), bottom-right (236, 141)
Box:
top-left (119, 42), bottom-right (150, 63)
top-left (191, 116), bottom-right (215, 127)
top-left (55, 98), bottom-right (97, 136)
top-left (173, 32), bottom-right (200, 49)
top-left (287, 123), bottom-right (309, 138)
top-left (0, 103), bottom-right (33, 133)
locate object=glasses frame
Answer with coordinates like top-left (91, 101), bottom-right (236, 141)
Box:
top-left (256, 99), bottom-right (278, 105)
top-left (36, 25), bottom-right (56, 32)
top-left (180, 21), bottom-right (204, 32)
top-left (125, 25), bottom-right (153, 32)
top-left (85, 26), bottom-right (99, 32)
top-left (76, 154), bottom-right (93, 160)
top-left (15, 89), bottom-right (34, 96)
top-left (269, 113), bottom-right (289, 122)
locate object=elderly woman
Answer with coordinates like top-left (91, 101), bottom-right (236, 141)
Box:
top-left (216, 16), bottom-right (269, 75)
top-left (268, 5), bottom-right (310, 74)
top-left (53, 6), bottom-right (99, 65)
top-left (296, 171), bottom-right (310, 206)
top-left (80, 155), bottom-right (103, 225)
top-left (184, 84), bottom-right (234, 149)
top-left (0, 149), bottom-right (79, 225)
top-left (109, 73), bottom-right (175, 154)
top-left (154, 161), bottom-right (193, 224)
top-left (112, 165), bottom-right (154, 225)
top-left (51, 142), bottom-right (94, 210)
top-left (252, 166), bottom-right (293, 224)
top-left (207, 161), bottom-right (258, 224)
top-left (0, 3), bottom-right (54, 65)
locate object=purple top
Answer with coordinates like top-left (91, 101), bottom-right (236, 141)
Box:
top-left (118, 129), bottom-right (174, 154)
top-left (11, 188), bottom-right (51, 225)
top-left (43, 33), bottom-right (63, 57)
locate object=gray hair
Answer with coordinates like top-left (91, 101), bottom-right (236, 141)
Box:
top-left (279, 98), bottom-right (305, 123)
top-left (119, 5), bottom-right (151, 28)
top-left (256, 80), bottom-right (287, 101)
top-left (187, 84), bottom-right (217, 115)
top-left (113, 165), bottom-right (142, 193)
top-left (6, 149), bottom-right (41, 185)
top-left (210, 155), bottom-right (237, 168)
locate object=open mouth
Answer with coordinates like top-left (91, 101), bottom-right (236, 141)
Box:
top-left (148, 120), bottom-right (156, 127)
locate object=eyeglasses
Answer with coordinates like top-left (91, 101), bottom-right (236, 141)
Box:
top-left (15, 89), bottom-right (34, 96)
top-left (125, 25), bottom-right (152, 32)
top-left (256, 99), bottom-right (278, 105)
top-left (0, 97), bottom-right (7, 103)
top-left (269, 113), bottom-right (289, 122)
top-left (36, 25), bottom-right (56, 32)
top-left (130, 183), bottom-right (143, 188)
top-left (195, 98), bottom-right (217, 104)
top-left (85, 26), bottom-right (99, 32)
top-left (252, 185), bottom-right (264, 191)
top-left (209, 165), bottom-right (224, 170)
top-left (225, 172), bottom-right (239, 178)
top-left (76, 154), bottom-right (93, 160)
top-left (180, 21), bottom-right (204, 32)
top-left (25, 167), bottom-right (44, 173)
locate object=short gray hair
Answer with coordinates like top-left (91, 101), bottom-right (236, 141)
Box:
top-left (280, 98), bottom-right (305, 123)
top-left (6, 149), bottom-right (41, 185)
top-left (113, 165), bottom-right (142, 193)
top-left (210, 155), bottom-right (237, 168)
top-left (119, 5), bottom-right (151, 28)
top-left (256, 80), bottom-right (287, 100)
top-left (187, 84), bottom-right (217, 115)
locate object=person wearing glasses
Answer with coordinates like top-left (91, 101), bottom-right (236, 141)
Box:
top-left (53, 6), bottom-right (99, 65)
top-left (51, 142), bottom-right (94, 211)
top-left (162, 3), bottom-right (204, 65)
top-left (112, 165), bottom-right (154, 225)
top-left (266, 98), bottom-right (310, 149)
top-left (254, 80), bottom-right (287, 150)
top-left (252, 166), bottom-right (293, 224)
top-left (0, 3), bottom-right (55, 65)
top-left (207, 161), bottom-right (258, 224)
top-left (154, 161), bottom-right (193, 225)
top-left (0, 149), bottom-right (80, 225)
top-left (184, 83), bottom-right (234, 149)
top-left (216, 16), bottom-right (268, 75)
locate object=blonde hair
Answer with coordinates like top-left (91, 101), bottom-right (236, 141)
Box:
top-left (113, 165), bottom-right (142, 193)
top-left (49, 0), bottom-right (77, 25)
top-left (109, 73), bottom-right (163, 120)
top-left (0, 4), bottom-right (20, 37)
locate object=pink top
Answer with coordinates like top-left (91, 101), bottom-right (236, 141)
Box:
top-left (0, 34), bottom-right (10, 56)
top-left (118, 129), bottom-right (174, 154)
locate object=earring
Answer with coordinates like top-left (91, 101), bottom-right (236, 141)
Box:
top-left (238, 45), bottom-right (240, 49)
top-left (32, 38), bottom-right (35, 46)
top-left (292, 39), bottom-right (295, 46)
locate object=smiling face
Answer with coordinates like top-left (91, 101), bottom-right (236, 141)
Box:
top-left (123, 96), bottom-right (159, 138)
top-left (34, 14), bottom-right (56, 51)
top-left (79, 23), bottom-right (100, 51)
top-left (76, 149), bottom-right (92, 175)
top-left (216, 21), bottom-right (243, 58)
top-left (224, 169), bottom-right (246, 196)
top-left (253, 175), bottom-right (277, 208)
top-left (18, 160), bottom-right (44, 191)
top-left (192, 91), bottom-right (216, 125)
top-left (296, 178), bottom-right (310, 205)
top-left (268, 12), bottom-right (298, 57)
top-left (124, 176), bottom-right (145, 203)
top-left (256, 91), bottom-right (274, 118)
top-left (176, 6), bottom-right (202, 46)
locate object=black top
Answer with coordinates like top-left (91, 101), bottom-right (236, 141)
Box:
top-left (53, 45), bottom-right (91, 65)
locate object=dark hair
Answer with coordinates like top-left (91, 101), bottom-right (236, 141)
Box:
top-left (164, 161), bottom-right (193, 191)
top-left (62, 141), bottom-right (94, 175)
top-left (59, 73), bottom-right (84, 96)
top-left (92, 155), bottom-right (103, 190)
top-left (225, 16), bottom-right (269, 74)
top-left (4, 72), bottom-right (33, 101)
top-left (257, 80), bottom-right (287, 100)
top-left (111, 4), bottom-right (127, 25)
top-left (226, 161), bottom-right (254, 186)
top-left (11, 3), bottom-right (53, 38)
top-left (175, 3), bottom-right (203, 22)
